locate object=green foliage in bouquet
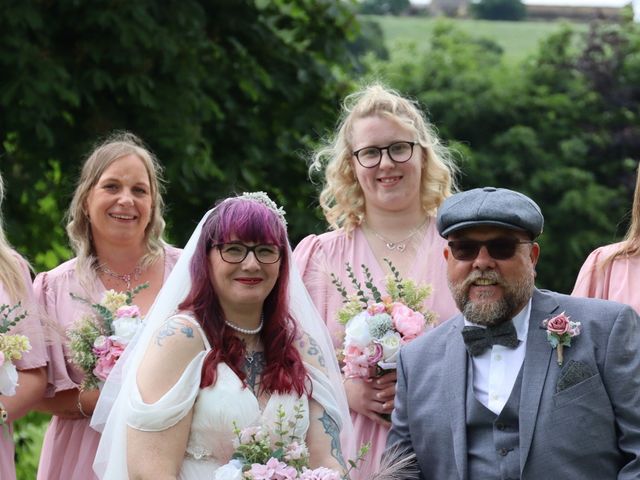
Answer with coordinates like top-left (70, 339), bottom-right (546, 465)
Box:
top-left (67, 319), bottom-right (102, 390)
top-left (331, 258), bottom-right (434, 326)
top-left (0, 302), bottom-right (27, 334)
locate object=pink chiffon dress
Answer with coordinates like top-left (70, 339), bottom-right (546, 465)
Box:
top-left (572, 241), bottom-right (640, 314)
top-left (293, 221), bottom-right (458, 479)
top-left (0, 253), bottom-right (48, 480)
top-left (35, 246), bottom-right (180, 480)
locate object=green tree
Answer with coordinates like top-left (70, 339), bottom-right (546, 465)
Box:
top-left (471, 0), bottom-right (526, 20)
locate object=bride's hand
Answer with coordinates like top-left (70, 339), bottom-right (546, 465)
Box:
top-left (344, 369), bottom-right (397, 428)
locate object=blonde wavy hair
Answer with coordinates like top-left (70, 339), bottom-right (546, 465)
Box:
top-left (311, 83), bottom-right (458, 232)
top-left (608, 161), bottom-right (640, 262)
top-left (0, 171), bottom-right (29, 302)
top-left (66, 132), bottom-right (167, 276)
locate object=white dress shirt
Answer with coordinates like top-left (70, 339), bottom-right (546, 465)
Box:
top-left (465, 299), bottom-right (532, 414)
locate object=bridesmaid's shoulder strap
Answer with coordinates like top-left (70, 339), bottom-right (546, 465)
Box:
top-left (168, 312), bottom-right (212, 351)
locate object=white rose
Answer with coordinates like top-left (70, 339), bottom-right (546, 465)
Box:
top-left (112, 316), bottom-right (143, 344)
top-left (344, 312), bottom-right (372, 349)
top-left (378, 331), bottom-right (402, 366)
top-left (214, 459), bottom-right (244, 480)
top-left (0, 361), bottom-right (19, 396)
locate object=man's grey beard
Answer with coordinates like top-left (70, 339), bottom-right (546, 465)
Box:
top-left (449, 270), bottom-right (535, 327)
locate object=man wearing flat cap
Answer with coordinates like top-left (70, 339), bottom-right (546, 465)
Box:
top-left (386, 187), bottom-right (640, 479)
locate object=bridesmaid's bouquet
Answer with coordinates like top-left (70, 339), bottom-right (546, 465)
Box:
top-left (67, 284), bottom-right (148, 390)
top-left (216, 402), bottom-right (367, 480)
top-left (0, 302), bottom-right (31, 397)
top-left (332, 259), bottom-right (435, 380)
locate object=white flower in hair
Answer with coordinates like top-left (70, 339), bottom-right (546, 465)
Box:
top-left (241, 191), bottom-right (287, 227)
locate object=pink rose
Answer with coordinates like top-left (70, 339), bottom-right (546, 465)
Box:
top-left (116, 305), bottom-right (140, 319)
top-left (391, 303), bottom-right (426, 339)
top-left (544, 313), bottom-right (571, 335)
top-left (367, 302), bottom-right (387, 315)
top-left (365, 342), bottom-right (384, 366)
top-left (92, 336), bottom-right (112, 356)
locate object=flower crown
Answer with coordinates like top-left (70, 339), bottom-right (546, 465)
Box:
top-left (240, 191), bottom-right (287, 227)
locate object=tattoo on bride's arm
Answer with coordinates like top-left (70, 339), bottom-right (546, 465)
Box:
top-left (299, 335), bottom-right (326, 368)
top-left (155, 319), bottom-right (194, 346)
top-left (319, 410), bottom-right (347, 470)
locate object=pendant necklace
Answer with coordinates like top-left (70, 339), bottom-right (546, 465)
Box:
top-left (366, 217), bottom-right (429, 253)
top-left (97, 262), bottom-right (144, 290)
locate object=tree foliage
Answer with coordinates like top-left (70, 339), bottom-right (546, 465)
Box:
top-left (0, 0), bottom-right (359, 269)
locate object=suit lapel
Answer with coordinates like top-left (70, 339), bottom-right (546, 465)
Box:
top-left (445, 316), bottom-right (469, 480)
top-left (519, 289), bottom-right (559, 471)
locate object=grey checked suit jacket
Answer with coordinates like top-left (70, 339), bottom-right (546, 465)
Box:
top-left (387, 289), bottom-right (640, 479)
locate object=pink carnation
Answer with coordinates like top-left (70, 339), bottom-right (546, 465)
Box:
top-left (342, 344), bottom-right (370, 379)
top-left (391, 303), bottom-right (425, 340)
top-left (248, 458), bottom-right (298, 479)
top-left (116, 305), bottom-right (140, 319)
top-left (299, 467), bottom-right (341, 480)
top-left (93, 341), bottom-right (125, 381)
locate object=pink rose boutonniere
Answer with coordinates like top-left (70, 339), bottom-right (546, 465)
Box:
top-left (542, 312), bottom-right (581, 366)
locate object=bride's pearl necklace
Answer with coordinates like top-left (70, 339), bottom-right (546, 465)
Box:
top-left (225, 314), bottom-right (264, 335)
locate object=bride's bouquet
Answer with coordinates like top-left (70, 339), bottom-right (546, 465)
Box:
top-left (332, 259), bottom-right (435, 380)
top-left (0, 302), bottom-right (31, 397)
top-left (67, 284), bottom-right (148, 390)
top-left (216, 402), bottom-right (367, 480)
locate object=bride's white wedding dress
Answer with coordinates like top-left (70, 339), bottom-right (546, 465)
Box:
top-left (127, 315), bottom-right (309, 479)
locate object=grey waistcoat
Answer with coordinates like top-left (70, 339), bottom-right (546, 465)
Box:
top-left (466, 364), bottom-right (523, 480)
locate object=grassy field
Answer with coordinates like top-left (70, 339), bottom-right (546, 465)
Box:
top-left (365, 15), bottom-right (588, 64)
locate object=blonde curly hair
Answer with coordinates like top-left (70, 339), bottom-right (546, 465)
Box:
top-left (311, 83), bottom-right (458, 233)
top-left (66, 132), bottom-right (167, 276)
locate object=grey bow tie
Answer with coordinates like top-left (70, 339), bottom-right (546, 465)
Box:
top-left (461, 321), bottom-right (519, 356)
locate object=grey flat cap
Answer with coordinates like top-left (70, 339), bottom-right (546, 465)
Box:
top-left (437, 187), bottom-right (544, 238)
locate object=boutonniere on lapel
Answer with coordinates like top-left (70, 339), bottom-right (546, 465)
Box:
top-left (542, 312), bottom-right (581, 366)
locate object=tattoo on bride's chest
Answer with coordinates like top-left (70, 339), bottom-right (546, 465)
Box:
top-left (243, 351), bottom-right (266, 394)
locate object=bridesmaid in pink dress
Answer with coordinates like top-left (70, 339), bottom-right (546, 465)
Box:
top-left (35, 133), bottom-right (180, 480)
top-left (0, 173), bottom-right (48, 480)
top-left (293, 84), bottom-right (459, 478)
top-left (573, 162), bottom-right (640, 313)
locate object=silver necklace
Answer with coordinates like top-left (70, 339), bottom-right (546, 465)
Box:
top-left (225, 314), bottom-right (264, 335)
top-left (97, 262), bottom-right (144, 290)
top-left (366, 218), bottom-right (429, 252)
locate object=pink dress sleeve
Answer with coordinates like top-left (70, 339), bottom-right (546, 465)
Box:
top-left (10, 254), bottom-right (48, 370)
top-left (34, 267), bottom-right (82, 396)
top-left (572, 242), bottom-right (640, 314)
top-left (0, 253), bottom-right (48, 480)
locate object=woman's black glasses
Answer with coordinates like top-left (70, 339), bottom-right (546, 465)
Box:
top-left (352, 141), bottom-right (416, 168)
top-left (215, 243), bottom-right (281, 264)
top-left (448, 238), bottom-right (533, 261)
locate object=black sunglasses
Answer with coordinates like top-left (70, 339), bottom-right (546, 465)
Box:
top-left (448, 238), bottom-right (534, 261)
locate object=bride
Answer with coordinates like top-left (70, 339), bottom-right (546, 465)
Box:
top-left (92, 193), bottom-right (352, 479)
